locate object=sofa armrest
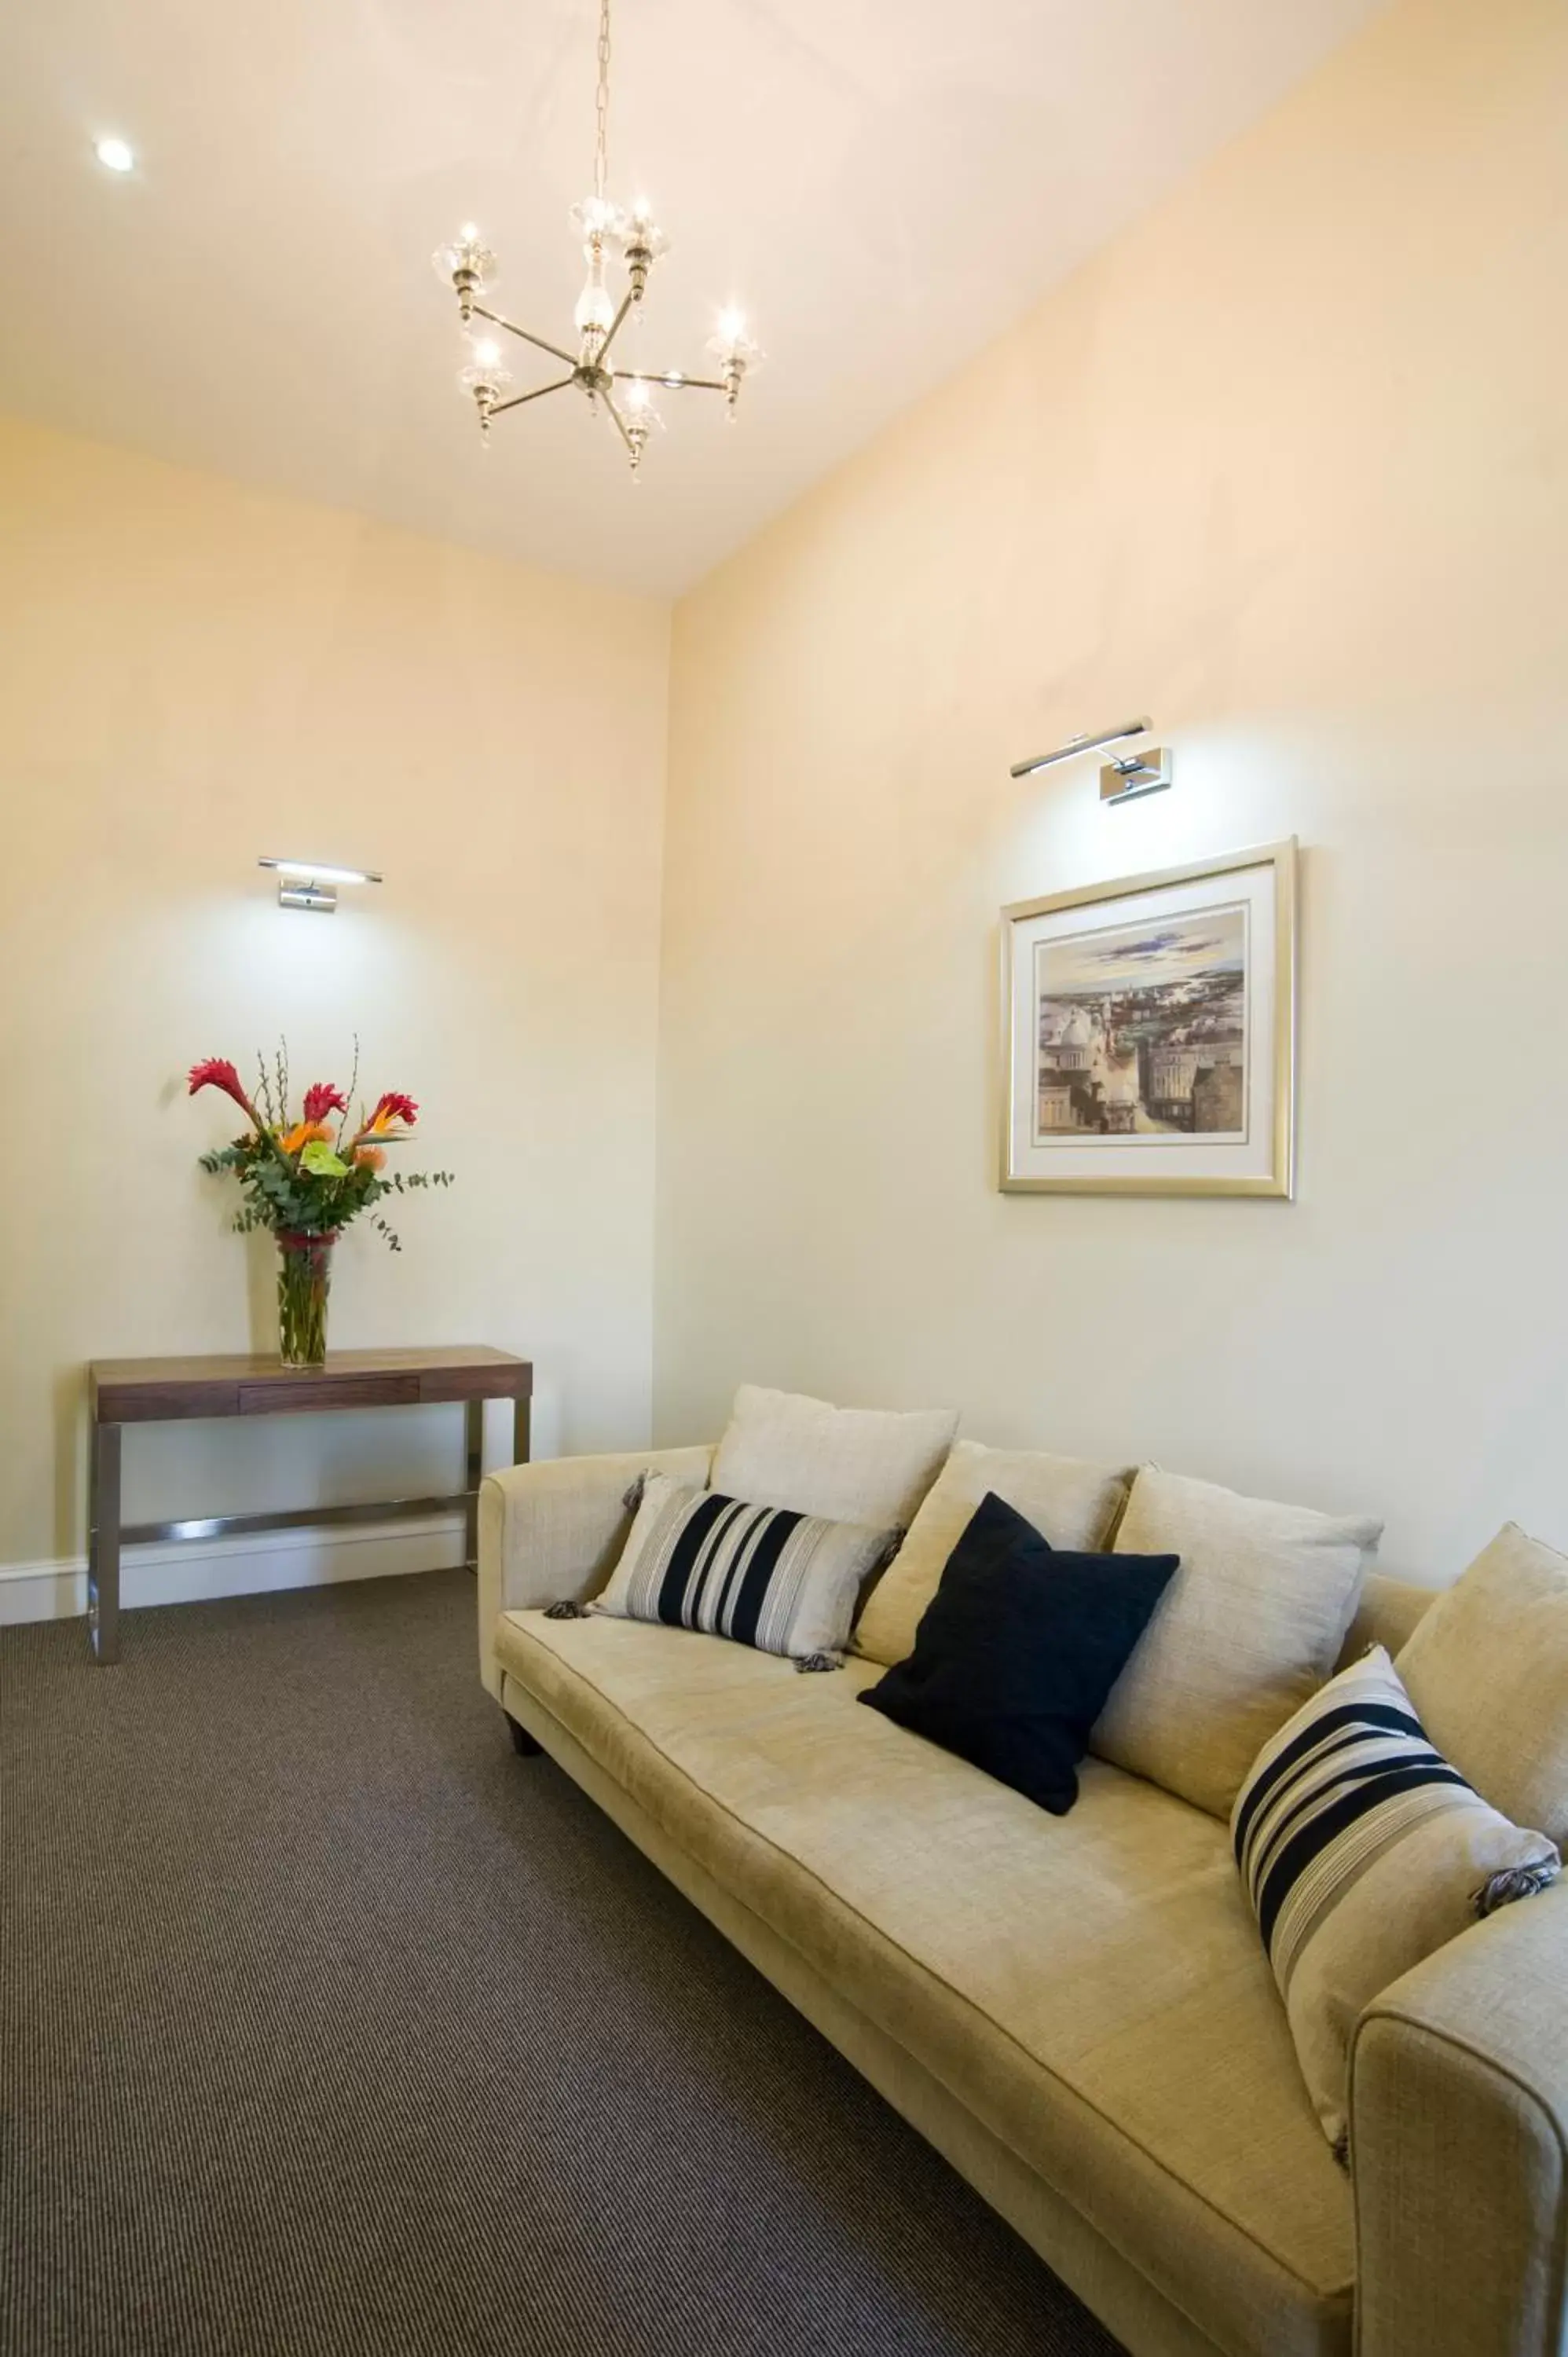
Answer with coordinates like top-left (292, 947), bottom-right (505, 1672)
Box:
top-left (1350, 1879), bottom-right (1568, 2357)
top-left (477, 1445), bottom-right (714, 1699)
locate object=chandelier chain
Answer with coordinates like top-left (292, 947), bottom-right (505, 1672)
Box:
top-left (593, 0), bottom-right (612, 203)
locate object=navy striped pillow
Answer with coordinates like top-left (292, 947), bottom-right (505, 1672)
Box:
top-left (592, 1474), bottom-right (898, 1664)
top-left (1232, 1646), bottom-right (1559, 2153)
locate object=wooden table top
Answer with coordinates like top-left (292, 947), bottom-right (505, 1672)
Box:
top-left (90, 1346), bottom-right (533, 1424)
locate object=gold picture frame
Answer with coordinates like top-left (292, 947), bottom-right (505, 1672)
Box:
top-left (998, 838), bottom-right (1297, 1197)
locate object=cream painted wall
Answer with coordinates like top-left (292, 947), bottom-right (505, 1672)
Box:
top-left (657, 0), bottom-right (1568, 1584)
top-left (0, 414), bottom-right (669, 1574)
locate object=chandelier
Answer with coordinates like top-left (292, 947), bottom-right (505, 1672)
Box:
top-left (431, 0), bottom-right (760, 475)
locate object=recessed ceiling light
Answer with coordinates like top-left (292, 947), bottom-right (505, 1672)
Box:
top-left (93, 135), bottom-right (135, 173)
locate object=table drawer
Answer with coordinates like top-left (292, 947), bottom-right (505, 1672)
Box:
top-left (419, 1366), bottom-right (531, 1404)
top-left (99, 1381), bottom-right (242, 1424)
top-left (238, 1373), bottom-right (423, 1415)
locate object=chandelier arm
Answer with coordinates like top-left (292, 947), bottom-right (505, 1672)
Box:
top-left (470, 304), bottom-right (577, 368)
top-left (595, 290), bottom-right (637, 366)
top-left (603, 394), bottom-right (639, 460)
top-left (487, 377), bottom-right (576, 418)
top-left (613, 369), bottom-right (729, 394)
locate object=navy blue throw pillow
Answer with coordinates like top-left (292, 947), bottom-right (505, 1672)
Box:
top-left (857, 1490), bottom-right (1178, 1815)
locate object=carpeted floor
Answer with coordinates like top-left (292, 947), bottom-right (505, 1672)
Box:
top-left (0, 1571), bottom-right (1124, 2357)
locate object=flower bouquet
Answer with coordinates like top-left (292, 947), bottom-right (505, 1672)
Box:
top-left (190, 1046), bottom-right (452, 1366)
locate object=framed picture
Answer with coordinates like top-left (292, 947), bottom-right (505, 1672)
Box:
top-left (999, 839), bottom-right (1297, 1197)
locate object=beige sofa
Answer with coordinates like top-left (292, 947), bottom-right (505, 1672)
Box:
top-left (478, 1448), bottom-right (1568, 2357)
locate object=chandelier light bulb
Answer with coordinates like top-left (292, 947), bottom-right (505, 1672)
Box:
top-left (617, 196), bottom-right (668, 303)
top-left (93, 134), bottom-right (136, 173)
top-left (625, 196), bottom-right (665, 243)
top-left (432, 225), bottom-right (496, 324)
top-left (459, 337), bottom-right (512, 430)
top-left (715, 307), bottom-right (747, 349)
top-left (459, 358), bottom-right (511, 391)
top-left (571, 194), bottom-right (623, 247)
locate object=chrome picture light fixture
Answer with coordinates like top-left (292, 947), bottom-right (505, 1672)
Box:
top-left (258, 858), bottom-right (383, 915)
top-left (1009, 717), bottom-right (1174, 806)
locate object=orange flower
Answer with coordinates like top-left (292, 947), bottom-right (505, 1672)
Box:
top-left (354, 1144), bottom-right (386, 1171)
top-left (280, 1120), bottom-right (334, 1156)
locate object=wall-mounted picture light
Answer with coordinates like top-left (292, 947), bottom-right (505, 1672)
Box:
top-left (258, 857), bottom-right (383, 915)
top-left (1009, 716), bottom-right (1174, 806)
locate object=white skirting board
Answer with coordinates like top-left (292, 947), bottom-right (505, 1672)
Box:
top-left (0, 1513), bottom-right (467, 1627)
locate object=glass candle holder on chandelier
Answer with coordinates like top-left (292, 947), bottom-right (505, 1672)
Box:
top-left (431, 0), bottom-right (763, 475)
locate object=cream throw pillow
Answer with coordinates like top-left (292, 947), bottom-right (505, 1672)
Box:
top-left (1233, 1645), bottom-right (1559, 2154)
top-left (1092, 1467), bottom-right (1383, 1817)
top-left (852, 1439), bottom-right (1132, 1668)
top-left (711, 1384), bottom-right (958, 1533)
top-left (1398, 1523), bottom-right (1568, 1849)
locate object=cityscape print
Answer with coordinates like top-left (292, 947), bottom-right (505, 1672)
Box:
top-left (1035, 903), bottom-right (1248, 1139)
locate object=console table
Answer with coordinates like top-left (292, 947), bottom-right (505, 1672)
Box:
top-left (86, 1347), bottom-right (533, 1666)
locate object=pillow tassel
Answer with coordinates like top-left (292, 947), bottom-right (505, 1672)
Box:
top-left (793, 1651), bottom-right (843, 1674)
top-left (543, 1600), bottom-right (594, 1621)
top-left (1474, 1858), bottom-right (1560, 1918)
top-left (621, 1473), bottom-right (647, 1512)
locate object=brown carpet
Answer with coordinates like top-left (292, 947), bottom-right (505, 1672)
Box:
top-left (0, 1570), bottom-right (1124, 2357)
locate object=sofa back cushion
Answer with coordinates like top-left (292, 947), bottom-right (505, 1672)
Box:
top-left (1091, 1468), bottom-right (1383, 1818)
top-left (711, 1384), bottom-right (958, 1531)
top-left (1398, 1523), bottom-right (1568, 1849)
top-left (853, 1439), bottom-right (1132, 1668)
top-left (1335, 1571), bottom-right (1433, 1668)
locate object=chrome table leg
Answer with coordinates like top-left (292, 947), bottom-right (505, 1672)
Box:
top-left (463, 1399), bottom-right (484, 1570)
top-left (87, 1422), bottom-right (123, 1665)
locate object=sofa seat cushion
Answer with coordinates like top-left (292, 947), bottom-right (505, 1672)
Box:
top-left (496, 1610), bottom-right (1354, 2357)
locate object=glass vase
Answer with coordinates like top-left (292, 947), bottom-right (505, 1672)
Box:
top-left (275, 1231), bottom-right (336, 1368)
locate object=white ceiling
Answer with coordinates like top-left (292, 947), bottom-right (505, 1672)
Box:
top-left (0, 0), bottom-right (1385, 598)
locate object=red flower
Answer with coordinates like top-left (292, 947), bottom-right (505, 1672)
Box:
top-left (302, 1081), bottom-right (348, 1124)
top-left (367, 1091), bottom-right (419, 1132)
top-left (188, 1058), bottom-right (255, 1116)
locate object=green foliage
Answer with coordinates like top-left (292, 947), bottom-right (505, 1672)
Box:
top-left (201, 1137), bottom-right (454, 1246)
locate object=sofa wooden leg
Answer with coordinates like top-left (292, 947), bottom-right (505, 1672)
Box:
top-left (507, 1715), bottom-right (544, 1757)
